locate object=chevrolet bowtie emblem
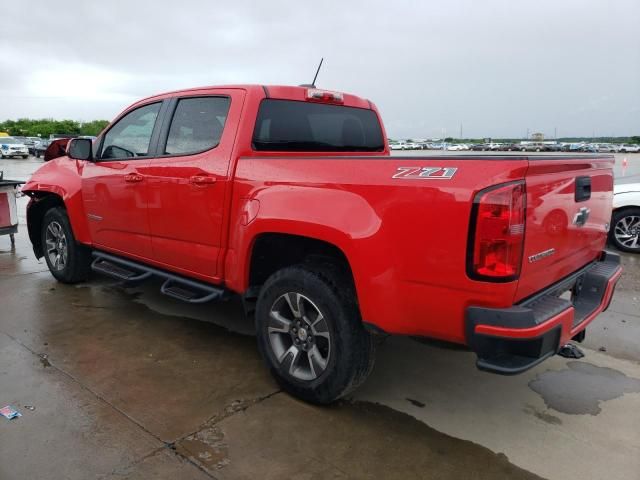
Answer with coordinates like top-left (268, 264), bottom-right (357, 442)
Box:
top-left (573, 207), bottom-right (590, 227)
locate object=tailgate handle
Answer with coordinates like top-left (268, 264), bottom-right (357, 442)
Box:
top-left (575, 176), bottom-right (591, 202)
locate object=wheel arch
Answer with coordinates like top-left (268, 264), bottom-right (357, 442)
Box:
top-left (246, 232), bottom-right (357, 294)
top-left (25, 191), bottom-right (91, 258)
top-left (26, 193), bottom-right (67, 258)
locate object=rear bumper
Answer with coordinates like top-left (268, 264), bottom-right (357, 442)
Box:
top-left (466, 250), bottom-right (622, 375)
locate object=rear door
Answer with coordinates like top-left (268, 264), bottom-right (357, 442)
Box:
top-left (144, 89), bottom-right (244, 282)
top-left (516, 156), bottom-right (614, 301)
top-left (81, 101), bottom-right (164, 259)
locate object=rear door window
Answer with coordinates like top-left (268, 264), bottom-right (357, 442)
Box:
top-left (252, 99), bottom-right (384, 152)
top-left (164, 96), bottom-right (231, 155)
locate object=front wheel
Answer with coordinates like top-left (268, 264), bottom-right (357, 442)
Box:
top-left (41, 207), bottom-right (92, 283)
top-left (610, 208), bottom-right (640, 253)
top-left (255, 264), bottom-right (375, 404)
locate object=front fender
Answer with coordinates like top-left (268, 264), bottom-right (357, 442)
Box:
top-left (22, 157), bottom-right (92, 245)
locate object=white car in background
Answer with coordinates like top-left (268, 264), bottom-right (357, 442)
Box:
top-left (611, 182), bottom-right (640, 253)
top-left (618, 144), bottom-right (640, 153)
top-left (0, 137), bottom-right (29, 159)
top-left (390, 142), bottom-right (407, 150)
top-left (446, 144), bottom-right (469, 151)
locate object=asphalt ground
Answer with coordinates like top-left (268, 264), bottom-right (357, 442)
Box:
top-left (0, 153), bottom-right (639, 480)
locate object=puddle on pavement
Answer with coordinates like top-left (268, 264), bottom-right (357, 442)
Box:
top-left (529, 361), bottom-right (640, 415)
top-left (174, 395), bottom-right (545, 480)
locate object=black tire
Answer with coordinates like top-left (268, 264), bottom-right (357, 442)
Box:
top-left (22, 155), bottom-right (28, 159)
top-left (255, 264), bottom-right (375, 404)
top-left (41, 207), bottom-right (92, 283)
top-left (609, 208), bottom-right (640, 253)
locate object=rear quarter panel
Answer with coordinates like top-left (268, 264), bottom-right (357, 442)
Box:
top-left (227, 156), bottom-right (528, 342)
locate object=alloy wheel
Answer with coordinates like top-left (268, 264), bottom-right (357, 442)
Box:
top-left (267, 292), bottom-right (331, 381)
top-left (45, 221), bottom-right (68, 270)
top-left (614, 215), bottom-right (640, 250)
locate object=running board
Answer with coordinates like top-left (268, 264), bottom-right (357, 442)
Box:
top-left (91, 251), bottom-right (226, 304)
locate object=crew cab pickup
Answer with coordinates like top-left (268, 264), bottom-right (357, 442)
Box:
top-left (22, 85), bottom-right (622, 404)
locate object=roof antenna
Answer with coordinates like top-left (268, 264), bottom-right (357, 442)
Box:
top-left (300, 58), bottom-right (324, 88)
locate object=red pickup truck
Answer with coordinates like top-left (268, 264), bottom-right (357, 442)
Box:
top-left (23, 85), bottom-right (622, 403)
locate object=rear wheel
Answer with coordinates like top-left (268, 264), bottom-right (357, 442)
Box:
top-left (255, 264), bottom-right (375, 404)
top-left (41, 207), bottom-right (92, 283)
top-left (610, 208), bottom-right (640, 253)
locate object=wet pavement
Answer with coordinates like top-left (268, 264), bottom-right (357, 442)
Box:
top-left (1, 154), bottom-right (640, 480)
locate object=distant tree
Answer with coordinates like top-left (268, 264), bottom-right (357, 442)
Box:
top-left (80, 120), bottom-right (109, 136)
top-left (444, 137), bottom-right (453, 142)
top-left (0, 118), bottom-right (110, 137)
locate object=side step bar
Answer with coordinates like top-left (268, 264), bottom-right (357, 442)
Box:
top-left (91, 251), bottom-right (226, 304)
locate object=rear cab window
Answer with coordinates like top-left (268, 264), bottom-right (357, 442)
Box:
top-left (252, 99), bottom-right (384, 152)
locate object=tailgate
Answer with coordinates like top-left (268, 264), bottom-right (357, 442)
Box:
top-left (515, 156), bottom-right (614, 302)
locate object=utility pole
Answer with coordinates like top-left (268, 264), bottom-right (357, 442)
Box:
top-left (526, 128), bottom-right (529, 140)
top-left (459, 124), bottom-right (463, 140)
top-left (554, 127), bottom-right (557, 139)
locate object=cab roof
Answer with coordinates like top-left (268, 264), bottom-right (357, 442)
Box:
top-left (130, 84), bottom-right (372, 111)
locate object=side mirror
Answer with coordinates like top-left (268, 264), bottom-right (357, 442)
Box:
top-left (68, 138), bottom-right (93, 161)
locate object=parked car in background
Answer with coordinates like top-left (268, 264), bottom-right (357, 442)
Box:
top-left (520, 143), bottom-right (548, 152)
top-left (597, 144), bottom-right (618, 153)
top-left (497, 143), bottom-right (522, 151)
top-left (0, 137), bottom-right (29, 159)
top-left (389, 142), bottom-right (406, 150)
top-left (618, 144), bottom-right (640, 153)
top-left (485, 142), bottom-right (503, 151)
top-left (611, 183), bottom-right (640, 253)
top-left (43, 138), bottom-right (72, 162)
top-left (469, 143), bottom-right (486, 151)
top-left (543, 143), bottom-right (561, 152)
top-left (33, 139), bottom-right (51, 158)
top-left (446, 143), bottom-right (469, 151)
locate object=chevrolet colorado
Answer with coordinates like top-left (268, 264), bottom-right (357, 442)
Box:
top-left (22, 85), bottom-right (622, 403)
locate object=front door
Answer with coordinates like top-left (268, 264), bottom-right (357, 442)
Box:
top-left (145, 90), bottom-right (243, 281)
top-left (81, 101), bottom-right (163, 260)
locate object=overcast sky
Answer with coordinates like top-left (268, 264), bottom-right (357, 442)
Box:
top-left (1, 0), bottom-right (638, 138)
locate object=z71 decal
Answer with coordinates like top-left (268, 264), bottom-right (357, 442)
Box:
top-left (392, 167), bottom-right (458, 180)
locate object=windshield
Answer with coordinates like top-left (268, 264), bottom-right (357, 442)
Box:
top-left (252, 99), bottom-right (384, 152)
top-left (0, 138), bottom-right (18, 144)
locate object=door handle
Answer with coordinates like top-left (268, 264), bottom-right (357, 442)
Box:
top-left (124, 173), bottom-right (144, 183)
top-left (189, 175), bottom-right (217, 186)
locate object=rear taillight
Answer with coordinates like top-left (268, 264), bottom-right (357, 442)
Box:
top-left (467, 181), bottom-right (526, 282)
